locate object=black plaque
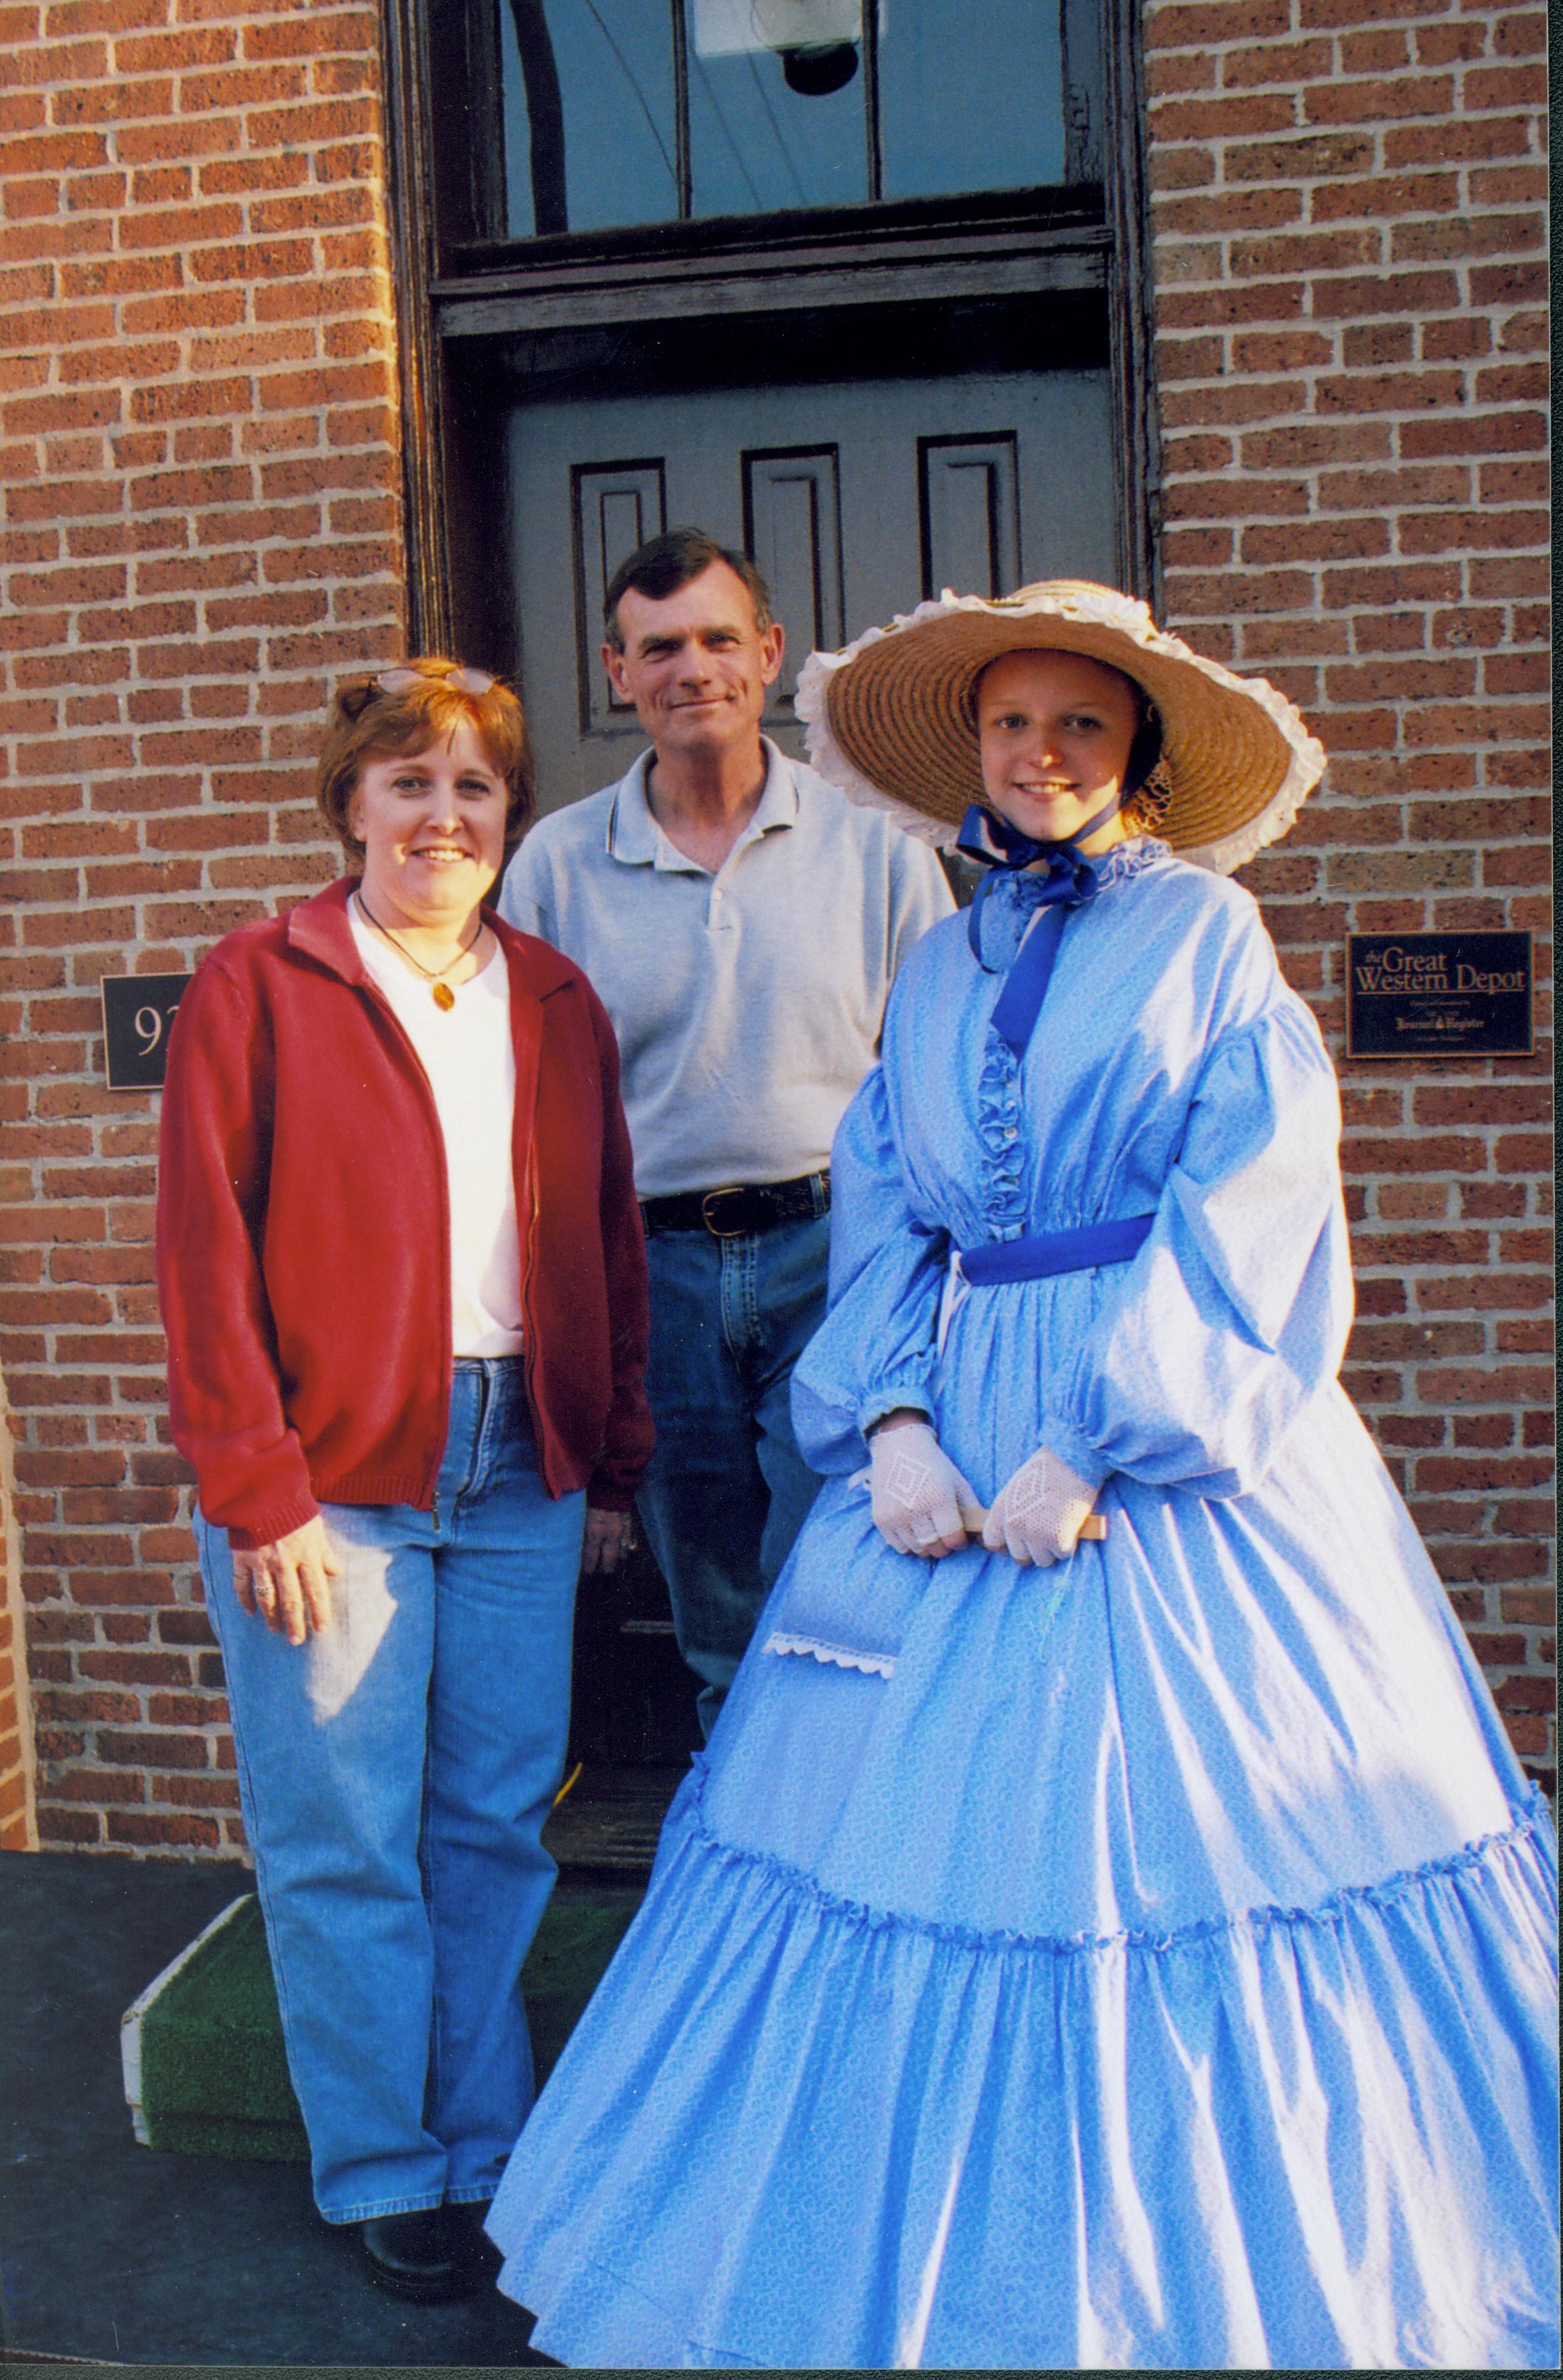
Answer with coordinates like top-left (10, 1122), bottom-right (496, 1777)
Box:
top-left (102, 972), bottom-right (191, 1089)
top-left (1345, 932), bottom-right (1532, 1059)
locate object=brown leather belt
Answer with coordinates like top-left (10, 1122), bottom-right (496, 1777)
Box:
top-left (639, 1171), bottom-right (830, 1238)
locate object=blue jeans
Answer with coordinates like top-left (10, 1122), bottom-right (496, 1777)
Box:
top-left (638, 1209), bottom-right (828, 1737)
top-left (196, 1361), bottom-right (585, 2224)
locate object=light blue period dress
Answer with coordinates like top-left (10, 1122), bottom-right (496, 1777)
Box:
top-left (488, 839), bottom-right (1558, 2369)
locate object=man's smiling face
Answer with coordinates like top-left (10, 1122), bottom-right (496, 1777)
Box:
top-left (604, 560), bottom-right (785, 763)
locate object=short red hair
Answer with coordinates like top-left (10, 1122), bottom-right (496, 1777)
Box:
top-left (315, 660), bottom-right (536, 865)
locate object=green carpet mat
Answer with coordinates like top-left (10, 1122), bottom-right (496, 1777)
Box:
top-left (122, 1888), bottom-right (640, 2162)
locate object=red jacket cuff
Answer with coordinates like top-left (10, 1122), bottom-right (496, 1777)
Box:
top-left (220, 1491), bottom-right (323, 1552)
top-left (584, 1477), bottom-right (638, 1515)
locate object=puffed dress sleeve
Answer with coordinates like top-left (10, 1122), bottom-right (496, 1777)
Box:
top-left (1042, 993), bottom-right (1355, 1500)
top-left (790, 1063), bottom-right (948, 1476)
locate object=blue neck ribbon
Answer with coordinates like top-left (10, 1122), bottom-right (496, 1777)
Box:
top-left (954, 796), bottom-right (1121, 1058)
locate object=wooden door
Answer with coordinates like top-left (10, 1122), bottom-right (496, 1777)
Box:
top-left (503, 325), bottom-right (1116, 1763)
top-left (507, 358), bottom-right (1116, 810)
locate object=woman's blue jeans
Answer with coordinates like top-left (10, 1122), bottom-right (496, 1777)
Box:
top-left (195, 1361), bottom-right (585, 2224)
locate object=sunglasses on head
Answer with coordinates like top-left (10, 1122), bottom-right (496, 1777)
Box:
top-left (339, 663), bottom-right (500, 718)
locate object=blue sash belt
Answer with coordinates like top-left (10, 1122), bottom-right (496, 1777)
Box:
top-left (957, 1212), bottom-right (1155, 1286)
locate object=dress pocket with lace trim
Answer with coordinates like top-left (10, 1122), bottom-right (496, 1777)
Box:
top-left (761, 1473), bottom-right (926, 1680)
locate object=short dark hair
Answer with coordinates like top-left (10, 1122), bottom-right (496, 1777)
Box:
top-left (603, 528), bottom-right (773, 652)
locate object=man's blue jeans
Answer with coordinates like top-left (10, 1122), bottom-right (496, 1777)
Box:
top-left (195, 1361), bottom-right (584, 2224)
top-left (638, 1208), bottom-right (828, 1736)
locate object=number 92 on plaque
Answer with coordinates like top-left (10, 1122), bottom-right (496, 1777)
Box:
top-left (101, 973), bottom-right (191, 1090)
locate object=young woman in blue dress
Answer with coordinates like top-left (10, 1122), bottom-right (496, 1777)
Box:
top-left (484, 581), bottom-right (1558, 2369)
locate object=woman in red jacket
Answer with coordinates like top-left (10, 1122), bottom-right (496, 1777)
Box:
top-left (155, 660), bottom-right (652, 2302)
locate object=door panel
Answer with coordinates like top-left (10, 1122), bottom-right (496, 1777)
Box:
top-left (919, 432), bottom-right (1021, 600)
top-left (508, 366), bottom-right (1115, 810)
top-left (742, 445), bottom-right (844, 716)
top-left (570, 460), bottom-right (666, 733)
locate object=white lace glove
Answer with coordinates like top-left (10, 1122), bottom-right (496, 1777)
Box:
top-left (869, 1420), bottom-right (978, 1558)
top-left (981, 1446), bottom-right (1098, 1568)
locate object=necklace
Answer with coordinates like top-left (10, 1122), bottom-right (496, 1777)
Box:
top-left (355, 889), bottom-right (483, 1010)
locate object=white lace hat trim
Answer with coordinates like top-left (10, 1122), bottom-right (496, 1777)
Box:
top-left (794, 581), bottom-right (1327, 875)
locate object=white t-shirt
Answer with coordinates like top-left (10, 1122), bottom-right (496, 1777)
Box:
top-left (349, 909), bottom-right (524, 1357)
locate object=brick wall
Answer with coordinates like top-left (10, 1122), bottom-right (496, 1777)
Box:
top-left (0, 1361), bottom-right (38, 1846)
top-left (1145, 0), bottom-right (1554, 1789)
top-left (0, 0), bottom-right (1552, 1854)
top-left (0, 0), bottom-right (406, 1851)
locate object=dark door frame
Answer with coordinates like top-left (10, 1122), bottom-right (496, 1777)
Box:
top-left (380, 0), bottom-right (1160, 657)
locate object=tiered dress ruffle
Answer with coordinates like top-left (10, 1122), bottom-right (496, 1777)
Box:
top-left (489, 846), bottom-right (1558, 2369)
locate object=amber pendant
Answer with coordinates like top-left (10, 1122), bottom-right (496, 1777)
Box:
top-left (431, 981), bottom-right (455, 1011)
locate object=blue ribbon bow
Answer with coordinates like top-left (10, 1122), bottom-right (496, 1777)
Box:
top-left (954, 798), bottom-right (1120, 1057)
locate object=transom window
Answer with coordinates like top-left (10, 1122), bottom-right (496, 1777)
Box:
top-left (496, 0), bottom-right (1078, 239)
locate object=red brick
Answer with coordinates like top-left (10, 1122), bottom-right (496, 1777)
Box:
top-left (1398, 411), bottom-right (1547, 460)
top-left (1, 0), bottom-right (1550, 1844)
top-left (1240, 423), bottom-right (1392, 471)
top-left (1145, 0), bottom-right (1292, 42)
top-left (94, 1727), bottom-right (207, 1768)
top-left (37, 1805), bottom-right (101, 1843)
top-left (1312, 271), bottom-right (1461, 321)
top-left (1315, 369), bottom-right (1469, 415)
top-left (156, 1607), bottom-right (219, 1646)
top-left (1501, 1590), bottom-right (1558, 1625)
top-left (1242, 518), bottom-right (1390, 564)
top-left (1223, 126), bottom-right (1375, 179)
top-left (1383, 115), bottom-right (1535, 169)
top-left (157, 1771), bottom-right (242, 1808)
top-left (107, 1809), bottom-right (220, 1847)
top-left (1303, 72), bottom-right (1455, 122)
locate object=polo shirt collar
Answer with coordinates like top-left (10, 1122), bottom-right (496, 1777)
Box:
top-left (605, 738), bottom-right (799, 872)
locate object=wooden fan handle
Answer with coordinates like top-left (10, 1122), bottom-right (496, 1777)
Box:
top-left (958, 1505), bottom-right (1108, 1541)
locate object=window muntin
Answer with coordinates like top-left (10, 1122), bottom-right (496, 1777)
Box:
top-left (496, 0), bottom-right (1073, 243)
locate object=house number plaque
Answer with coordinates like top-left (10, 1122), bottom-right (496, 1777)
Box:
top-left (101, 973), bottom-right (192, 1090)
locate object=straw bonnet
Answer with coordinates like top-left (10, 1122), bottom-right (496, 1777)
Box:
top-left (794, 580), bottom-right (1327, 874)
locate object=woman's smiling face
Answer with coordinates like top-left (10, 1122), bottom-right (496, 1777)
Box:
top-left (976, 649), bottom-right (1142, 849)
top-left (346, 720), bottom-right (509, 927)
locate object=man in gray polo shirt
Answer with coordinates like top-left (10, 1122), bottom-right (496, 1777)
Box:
top-left (500, 528), bottom-right (952, 1734)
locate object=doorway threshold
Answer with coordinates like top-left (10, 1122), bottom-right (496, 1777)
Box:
top-left (542, 1761), bottom-right (688, 1883)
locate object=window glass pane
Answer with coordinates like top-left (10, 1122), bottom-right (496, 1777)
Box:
top-left (879, 0), bottom-right (1067, 201)
top-left (500, 0), bottom-right (679, 238)
top-left (689, 0), bottom-right (868, 217)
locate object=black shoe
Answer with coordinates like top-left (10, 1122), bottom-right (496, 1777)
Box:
top-left (360, 2207), bottom-right (469, 2302)
top-left (447, 2196), bottom-right (503, 2284)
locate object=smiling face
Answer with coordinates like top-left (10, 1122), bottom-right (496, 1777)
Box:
top-left (976, 649), bottom-right (1143, 850)
top-left (603, 559), bottom-right (785, 765)
top-left (346, 720), bottom-right (510, 929)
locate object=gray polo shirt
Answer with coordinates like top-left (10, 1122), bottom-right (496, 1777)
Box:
top-left (499, 740), bottom-right (954, 1199)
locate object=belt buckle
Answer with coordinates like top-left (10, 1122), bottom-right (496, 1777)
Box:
top-left (700, 1187), bottom-right (751, 1237)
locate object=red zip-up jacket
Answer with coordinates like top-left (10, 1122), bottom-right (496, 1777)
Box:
top-left (155, 876), bottom-right (653, 1548)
